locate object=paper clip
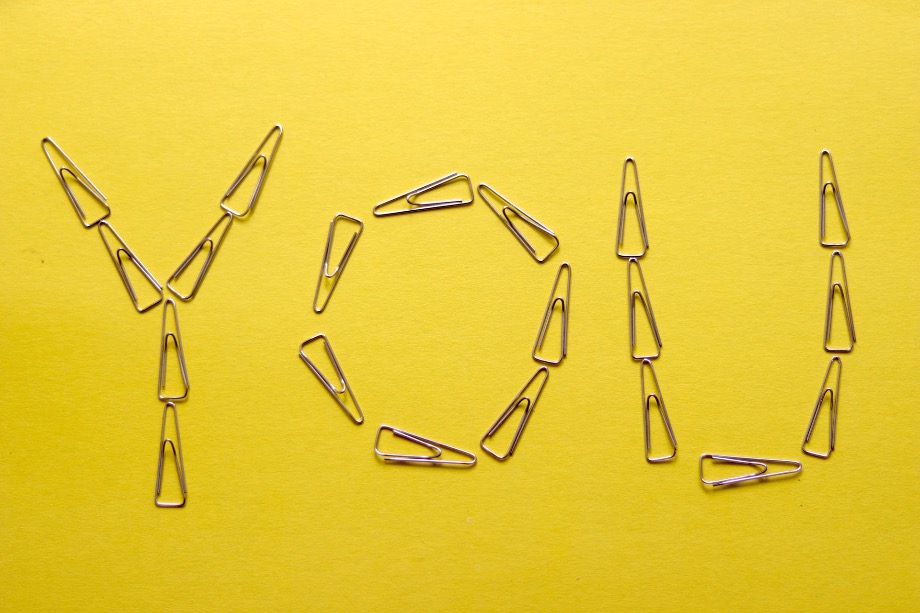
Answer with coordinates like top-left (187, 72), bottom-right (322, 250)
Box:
top-left (158, 299), bottom-right (189, 402)
top-left (640, 359), bottom-right (677, 463)
top-left (41, 137), bottom-right (111, 228)
top-left (373, 172), bottom-right (474, 217)
top-left (481, 367), bottom-right (550, 460)
top-left (802, 356), bottom-right (842, 459)
top-left (477, 183), bottom-right (559, 263)
top-left (628, 258), bottom-right (662, 360)
top-left (823, 250), bottom-right (856, 352)
top-left (220, 124), bottom-right (283, 218)
top-left (313, 214), bottom-right (364, 313)
top-left (155, 402), bottom-right (187, 508)
top-left (375, 425), bottom-right (476, 466)
top-left (533, 262), bottom-right (571, 365)
top-left (97, 221), bottom-right (163, 313)
top-left (299, 334), bottom-right (364, 424)
top-left (819, 150), bottom-right (850, 247)
top-left (167, 212), bottom-right (234, 302)
top-left (616, 157), bottom-right (649, 258)
top-left (700, 454), bottom-right (802, 487)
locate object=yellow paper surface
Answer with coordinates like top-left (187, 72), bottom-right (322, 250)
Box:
top-left (1, 1), bottom-right (918, 610)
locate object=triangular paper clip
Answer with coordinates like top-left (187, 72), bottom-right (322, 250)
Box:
top-left (823, 250), bottom-right (856, 352)
top-left (158, 299), bottom-right (189, 401)
top-left (819, 150), bottom-right (850, 247)
top-left (220, 124), bottom-right (283, 218)
top-left (167, 212), bottom-right (234, 302)
top-left (313, 214), bottom-right (364, 313)
top-left (373, 172), bottom-right (473, 217)
top-left (532, 262), bottom-right (571, 365)
top-left (700, 454), bottom-right (802, 487)
top-left (155, 402), bottom-right (188, 508)
top-left (97, 221), bottom-right (163, 313)
top-left (616, 157), bottom-right (649, 258)
top-left (477, 183), bottom-right (559, 263)
top-left (640, 359), bottom-right (677, 463)
top-left (375, 425), bottom-right (476, 466)
top-left (802, 356), bottom-right (842, 459)
top-left (481, 367), bottom-right (549, 460)
top-left (299, 334), bottom-right (364, 424)
top-left (628, 258), bottom-right (662, 360)
top-left (41, 137), bottom-right (111, 228)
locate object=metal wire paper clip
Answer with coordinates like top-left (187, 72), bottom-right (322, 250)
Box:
top-left (313, 214), bottom-right (364, 313)
top-left (481, 367), bottom-right (550, 460)
top-left (823, 250), bottom-right (856, 352)
top-left (628, 258), bottom-right (661, 360)
top-left (158, 298), bottom-right (189, 401)
top-left (374, 425), bottom-right (476, 466)
top-left (97, 221), bottom-right (164, 313)
top-left (802, 356), bottom-right (842, 459)
top-left (477, 183), bottom-right (559, 263)
top-left (533, 262), bottom-right (571, 365)
top-left (373, 172), bottom-right (473, 217)
top-left (699, 454), bottom-right (802, 487)
top-left (819, 149), bottom-right (850, 247)
top-left (220, 124), bottom-right (283, 218)
top-left (640, 359), bottom-right (677, 463)
top-left (167, 212), bottom-right (234, 301)
top-left (299, 334), bottom-right (364, 424)
top-left (155, 402), bottom-right (188, 508)
top-left (41, 137), bottom-right (111, 228)
top-left (615, 157), bottom-right (649, 258)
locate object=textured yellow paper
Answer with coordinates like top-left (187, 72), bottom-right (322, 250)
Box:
top-left (1, 1), bottom-right (918, 610)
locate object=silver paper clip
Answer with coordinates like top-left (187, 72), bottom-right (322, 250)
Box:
top-left (97, 221), bottom-right (163, 313)
top-left (41, 137), bottom-right (111, 228)
top-left (533, 262), bottom-right (571, 365)
top-left (640, 359), bottom-right (677, 463)
top-left (313, 214), bottom-right (364, 313)
top-left (819, 150), bottom-right (850, 247)
top-left (375, 425), bottom-right (476, 466)
top-left (477, 183), bottom-right (559, 263)
top-left (700, 454), bottom-right (802, 487)
top-left (155, 402), bottom-right (188, 508)
top-left (616, 157), bottom-right (649, 258)
top-left (299, 334), bottom-right (364, 424)
top-left (481, 367), bottom-right (550, 460)
top-left (628, 258), bottom-right (661, 360)
top-left (802, 356), bottom-right (842, 459)
top-left (823, 250), bottom-right (855, 352)
top-left (158, 299), bottom-right (189, 402)
top-left (220, 124), bottom-right (283, 218)
top-left (167, 212), bottom-right (234, 302)
top-left (373, 172), bottom-right (474, 217)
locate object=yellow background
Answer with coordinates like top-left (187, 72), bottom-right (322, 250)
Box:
top-left (1, 1), bottom-right (918, 610)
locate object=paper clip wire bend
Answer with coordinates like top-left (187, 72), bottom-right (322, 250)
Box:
top-left (41, 137), bottom-right (110, 228)
top-left (616, 157), bottom-right (649, 258)
top-left (802, 356), bottom-right (842, 459)
top-left (628, 258), bottom-right (662, 360)
top-left (313, 214), bottom-right (364, 313)
top-left (155, 402), bottom-right (187, 508)
top-left (700, 454), bottom-right (802, 487)
top-left (375, 425), bottom-right (476, 466)
top-left (481, 366), bottom-right (550, 460)
top-left (299, 334), bottom-right (364, 424)
top-left (97, 221), bottom-right (164, 313)
top-left (373, 172), bottom-right (474, 217)
top-left (533, 262), bottom-right (571, 365)
top-left (167, 212), bottom-right (234, 302)
top-left (823, 250), bottom-right (856, 352)
top-left (220, 124), bottom-right (283, 218)
top-left (640, 359), bottom-right (677, 463)
top-left (158, 299), bottom-right (190, 402)
top-left (819, 150), bottom-right (850, 247)
top-left (477, 183), bottom-right (559, 263)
